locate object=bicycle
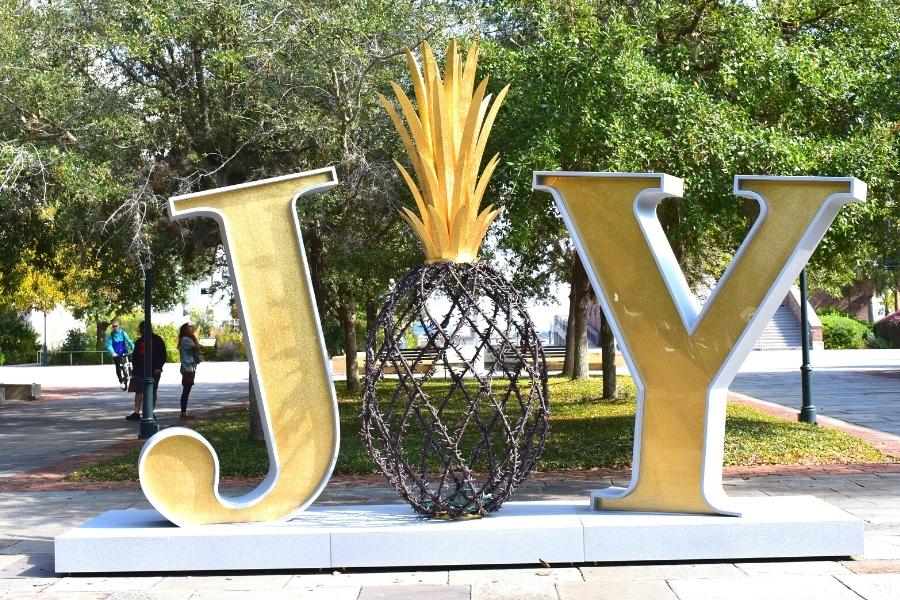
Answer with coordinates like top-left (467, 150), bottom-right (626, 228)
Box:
top-left (118, 353), bottom-right (134, 391)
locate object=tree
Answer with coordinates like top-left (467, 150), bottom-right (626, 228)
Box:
top-left (480, 0), bottom-right (899, 387)
top-left (0, 1), bottom-right (202, 328)
top-left (18, 1), bottom-right (491, 401)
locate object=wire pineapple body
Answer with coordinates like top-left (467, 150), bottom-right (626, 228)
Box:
top-left (362, 262), bottom-right (549, 518)
top-left (364, 41), bottom-right (548, 518)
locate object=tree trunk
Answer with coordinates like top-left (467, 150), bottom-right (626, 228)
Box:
top-left (570, 259), bottom-right (591, 380)
top-left (306, 226), bottom-right (328, 327)
top-left (365, 296), bottom-right (378, 340)
top-left (600, 309), bottom-right (616, 399)
top-left (95, 319), bottom-right (109, 350)
top-left (561, 259), bottom-right (578, 376)
top-left (657, 197), bottom-right (685, 264)
top-left (248, 370), bottom-right (263, 440)
top-left (338, 292), bottom-right (360, 394)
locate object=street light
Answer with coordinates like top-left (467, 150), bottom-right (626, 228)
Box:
top-left (42, 311), bottom-right (49, 366)
top-left (799, 268), bottom-right (816, 424)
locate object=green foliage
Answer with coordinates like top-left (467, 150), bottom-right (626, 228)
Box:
top-left (874, 311), bottom-right (900, 349)
top-left (480, 0), bottom-right (900, 299)
top-left (816, 306), bottom-right (850, 318)
top-left (152, 323), bottom-right (180, 363)
top-left (0, 350), bottom-right (5, 365)
top-left (3, 0), bottom-right (898, 354)
top-left (821, 313), bottom-right (872, 349)
top-left (403, 328), bottom-right (418, 349)
top-left (188, 308), bottom-right (215, 338)
top-left (0, 0), bottom-right (467, 359)
top-left (70, 375), bottom-right (886, 481)
top-left (0, 310), bottom-right (39, 364)
top-left (47, 327), bottom-right (98, 365)
top-left (213, 323), bottom-right (246, 361)
top-left (48, 351), bottom-right (105, 366)
top-left (59, 328), bottom-right (91, 352)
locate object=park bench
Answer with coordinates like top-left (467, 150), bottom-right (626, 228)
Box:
top-left (382, 347), bottom-right (442, 374)
top-left (496, 344), bottom-right (564, 369)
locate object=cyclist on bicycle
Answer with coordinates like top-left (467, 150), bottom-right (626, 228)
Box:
top-left (105, 319), bottom-right (135, 384)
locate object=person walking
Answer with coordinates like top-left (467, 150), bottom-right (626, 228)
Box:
top-left (178, 322), bottom-right (200, 419)
top-left (104, 320), bottom-right (134, 384)
top-left (126, 321), bottom-right (167, 421)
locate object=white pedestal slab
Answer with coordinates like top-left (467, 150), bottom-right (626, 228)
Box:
top-left (54, 497), bottom-right (863, 574)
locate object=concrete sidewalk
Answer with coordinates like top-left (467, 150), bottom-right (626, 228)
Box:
top-left (0, 362), bottom-right (250, 478)
top-left (730, 349), bottom-right (900, 437)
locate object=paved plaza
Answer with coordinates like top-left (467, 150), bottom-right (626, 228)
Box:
top-left (1, 471), bottom-right (898, 599)
top-left (0, 351), bottom-right (898, 598)
top-left (732, 349), bottom-right (900, 436)
top-left (0, 362), bottom-right (251, 478)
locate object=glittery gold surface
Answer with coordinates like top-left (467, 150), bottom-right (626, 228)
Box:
top-left (536, 174), bottom-right (857, 515)
top-left (379, 40), bottom-right (507, 263)
top-left (139, 170), bottom-right (339, 526)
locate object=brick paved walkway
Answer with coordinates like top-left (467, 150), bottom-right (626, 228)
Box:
top-left (1, 353), bottom-right (899, 598)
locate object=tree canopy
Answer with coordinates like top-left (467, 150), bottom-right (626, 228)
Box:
top-left (481, 0), bottom-right (898, 298)
top-left (0, 0), bottom-right (896, 366)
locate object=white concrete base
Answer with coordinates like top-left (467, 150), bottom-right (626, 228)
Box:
top-left (54, 497), bottom-right (862, 573)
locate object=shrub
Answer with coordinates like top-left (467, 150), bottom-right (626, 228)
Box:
top-left (150, 323), bottom-right (180, 363)
top-left (821, 313), bottom-right (871, 349)
top-left (214, 323), bottom-right (246, 361)
top-left (51, 328), bottom-right (96, 365)
top-left (0, 350), bottom-right (5, 365)
top-left (60, 328), bottom-right (91, 352)
top-left (189, 308), bottom-right (215, 337)
top-left (197, 342), bottom-right (217, 362)
top-left (0, 310), bottom-right (39, 364)
top-left (874, 311), bottom-right (900, 349)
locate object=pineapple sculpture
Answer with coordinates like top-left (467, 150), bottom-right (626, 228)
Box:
top-left (363, 40), bottom-right (549, 518)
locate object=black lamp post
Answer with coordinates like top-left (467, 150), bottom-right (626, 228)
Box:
top-left (42, 311), bottom-right (49, 366)
top-left (799, 268), bottom-right (816, 424)
top-left (139, 262), bottom-right (160, 440)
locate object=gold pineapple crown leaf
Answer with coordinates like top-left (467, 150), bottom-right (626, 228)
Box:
top-left (379, 40), bottom-right (509, 263)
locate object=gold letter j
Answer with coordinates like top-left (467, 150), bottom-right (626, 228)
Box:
top-left (138, 168), bottom-right (340, 526)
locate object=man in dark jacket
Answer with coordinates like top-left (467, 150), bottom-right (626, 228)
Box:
top-left (125, 321), bottom-right (167, 421)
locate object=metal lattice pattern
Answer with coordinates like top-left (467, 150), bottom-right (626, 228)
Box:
top-left (362, 262), bottom-right (549, 519)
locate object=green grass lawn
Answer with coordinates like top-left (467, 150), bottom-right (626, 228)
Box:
top-left (71, 375), bottom-right (888, 482)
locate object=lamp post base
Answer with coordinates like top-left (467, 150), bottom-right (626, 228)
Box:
top-left (799, 405), bottom-right (817, 425)
top-left (139, 419), bottom-right (159, 439)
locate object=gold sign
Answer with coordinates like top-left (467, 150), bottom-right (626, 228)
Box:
top-left (137, 168), bottom-right (864, 525)
top-left (534, 173), bottom-right (866, 515)
top-left (138, 168), bottom-right (340, 526)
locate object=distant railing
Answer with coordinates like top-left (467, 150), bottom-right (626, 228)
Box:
top-left (35, 350), bottom-right (109, 366)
